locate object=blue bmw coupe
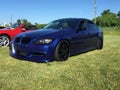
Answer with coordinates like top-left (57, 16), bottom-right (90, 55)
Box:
top-left (10, 18), bottom-right (103, 62)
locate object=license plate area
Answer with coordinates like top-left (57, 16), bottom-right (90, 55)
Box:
top-left (17, 50), bottom-right (28, 56)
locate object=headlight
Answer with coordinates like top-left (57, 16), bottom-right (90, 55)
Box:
top-left (34, 38), bottom-right (54, 45)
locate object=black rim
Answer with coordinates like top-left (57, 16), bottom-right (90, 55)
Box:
top-left (58, 42), bottom-right (69, 60)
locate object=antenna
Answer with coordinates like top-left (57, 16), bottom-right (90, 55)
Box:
top-left (94, 0), bottom-right (96, 23)
top-left (10, 15), bottom-right (12, 26)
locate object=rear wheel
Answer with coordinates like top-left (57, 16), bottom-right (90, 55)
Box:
top-left (0, 35), bottom-right (10, 46)
top-left (54, 40), bottom-right (70, 61)
top-left (97, 39), bottom-right (103, 50)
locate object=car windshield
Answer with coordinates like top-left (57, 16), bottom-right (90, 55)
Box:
top-left (11, 23), bottom-right (21, 28)
top-left (44, 19), bottom-right (77, 30)
top-left (6, 23), bottom-right (21, 29)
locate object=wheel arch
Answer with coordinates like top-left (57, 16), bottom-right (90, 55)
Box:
top-left (54, 39), bottom-right (71, 55)
top-left (97, 33), bottom-right (103, 49)
top-left (97, 31), bottom-right (103, 40)
top-left (55, 39), bottom-right (71, 48)
top-left (0, 34), bottom-right (11, 41)
top-left (53, 39), bottom-right (71, 61)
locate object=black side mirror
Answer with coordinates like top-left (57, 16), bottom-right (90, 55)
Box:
top-left (79, 25), bottom-right (86, 30)
top-left (76, 25), bottom-right (86, 33)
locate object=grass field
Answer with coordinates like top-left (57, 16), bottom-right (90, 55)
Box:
top-left (101, 27), bottom-right (120, 35)
top-left (0, 35), bottom-right (120, 90)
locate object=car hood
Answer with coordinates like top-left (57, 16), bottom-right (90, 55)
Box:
top-left (17, 29), bottom-right (73, 39)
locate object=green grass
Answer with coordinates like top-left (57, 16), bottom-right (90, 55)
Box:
top-left (101, 27), bottom-right (120, 35)
top-left (0, 35), bottom-right (120, 90)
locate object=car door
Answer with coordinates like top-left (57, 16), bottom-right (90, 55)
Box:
top-left (87, 20), bottom-right (98, 48)
top-left (71, 20), bottom-right (91, 54)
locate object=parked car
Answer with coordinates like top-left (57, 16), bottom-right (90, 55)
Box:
top-left (10, 18), bottom-right (103, 62)
top-left (0, 26), bottom-right (6, 29)
top-left (0, 23), bottom-right (38, 46)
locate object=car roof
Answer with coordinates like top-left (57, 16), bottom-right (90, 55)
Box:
top-left (57, 18), bottom-right (91, 20)
top-left (55, 18), bottom-right (93, 23)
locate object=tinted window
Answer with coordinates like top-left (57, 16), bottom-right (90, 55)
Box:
top-left (79, 20), bottom-right (87, 30)
top-left (44, 19), bottom-right (77, 30)
top-left (5, 23), bottom-right (21, 29)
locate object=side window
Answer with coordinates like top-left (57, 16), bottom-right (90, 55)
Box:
top-left (79, 20), bottom-right (87, 30)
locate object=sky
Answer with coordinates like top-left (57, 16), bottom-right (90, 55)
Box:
top-left (0, 0), bottom-right (119, 24)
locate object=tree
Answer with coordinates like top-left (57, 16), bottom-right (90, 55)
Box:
top-left (101, 9), bottom-right (111, 16)
top-left (17, 19), bottom-right (21, 24)
top-left (95, 9), bottom-right (120, 27)
top-left (117, 11), bottom-right (120, 18)
top-left (35, 23), bottom-right (46, 29)
top-left (16, 19), bottom-right (31, 26)
top-left (16, 19), bottom-right (47, 29)
top-left (21, 19), bottom-right (31, 26)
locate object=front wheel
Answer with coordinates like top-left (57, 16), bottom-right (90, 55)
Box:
top-left (54, 40), bottom-right (70, 61)
top-left (0, 35), bottom-right (10, 46)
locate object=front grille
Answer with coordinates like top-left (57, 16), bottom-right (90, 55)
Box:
top-left (17, 50), bottom-right (28, 56)
top-left (15, 37), bottom-right (21, 43)
top-left (14, 37), bottom-right (31, 44)
top-left (21, 37), bottom-right (31, 44)
top-left (32, 53), bottom-right (45, 57)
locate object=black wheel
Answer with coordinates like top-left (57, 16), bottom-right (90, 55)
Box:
top-left (0, 35), bottom-right (10, 46)
top-left (54, 40), bottom-right (70, 61)
top-left (97, 39), bottom-right (103, 50)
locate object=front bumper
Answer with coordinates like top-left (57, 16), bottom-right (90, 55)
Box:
top-left (9, 42), bottom-right (55, 62)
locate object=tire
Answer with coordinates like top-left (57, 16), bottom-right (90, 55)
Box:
top-left (0, 35), bottom-right (10, 46)
top-left (97, 39), bottom-right (103, 50)
top-left (54, 40), bottom-right (70, 61)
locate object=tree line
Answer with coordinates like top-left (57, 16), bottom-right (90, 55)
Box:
top-left (94, 9), bottom-right (120, 27)
top-left (17, 19), bottom-right (46, 29)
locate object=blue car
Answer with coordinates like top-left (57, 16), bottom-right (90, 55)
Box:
top-left (10, 18), bottom-right (103, 62)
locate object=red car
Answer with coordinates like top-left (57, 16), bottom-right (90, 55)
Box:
top-left (0, 23), bottom-right (37, 46)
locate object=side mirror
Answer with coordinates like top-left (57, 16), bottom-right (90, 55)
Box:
top-left (80, 25), bottom-right (86, 30)
top-left (76, 25), bottom-right (86, 33)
